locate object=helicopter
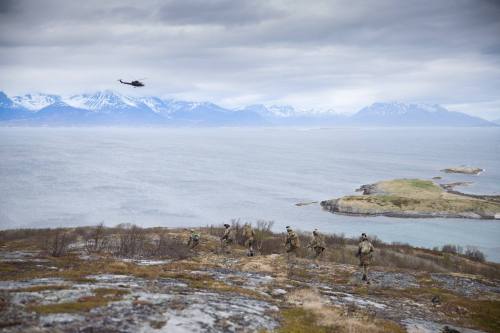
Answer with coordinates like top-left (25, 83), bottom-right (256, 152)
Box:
top-left (118, 79), bottom-right (145, 87)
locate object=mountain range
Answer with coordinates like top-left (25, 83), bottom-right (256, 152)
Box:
top-left (0, 90), bottom-right (496, 127)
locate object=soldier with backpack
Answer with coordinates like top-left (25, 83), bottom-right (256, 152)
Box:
top-left (243, 223), bottom-right (256, 256)
top-left (307, 228), bottom-right (326, 261)
top-left (285, 226), bottom-right (300, 271)
top-left (221, 223), bottom-right (234, 254)
top-left (356, 233), bottom-right (374, 283)
top-left (187, 229), bottom-right (200, 249)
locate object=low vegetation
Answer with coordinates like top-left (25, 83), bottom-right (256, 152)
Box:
top-left (0, 221), bottom-right (498, 279)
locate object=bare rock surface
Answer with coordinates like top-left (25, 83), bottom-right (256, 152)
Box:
top-left (404, 319), bottom-right (485, 333)
top-left (431, 273), bottom-right (500, 297)
top-left (351, 271), bottom-right (420, 289)
top-left (0, 271), bottom-right (279, 333)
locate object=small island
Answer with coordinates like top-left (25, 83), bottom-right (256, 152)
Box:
top-left (441, 167), bottom-right (484, 175)
top-left (321, 179), bottom-right (500, 219)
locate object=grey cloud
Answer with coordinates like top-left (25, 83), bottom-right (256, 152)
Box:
top-left (0, 0), bottom-right (499, 118)
top-left (156, 0), bottom-right (284, 26)
top-left (0, 0), bottom-right (18, 15)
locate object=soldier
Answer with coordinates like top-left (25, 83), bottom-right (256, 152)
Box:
top-left (307, 229), bottom-right (325, 262)
top-left (285, 226), bottom-right (300, 270)
top-left (243, 223), bottom-right (256, 256)
top-left (221, 223), bottom-right (233, 254)
top-left (187, 229), bottom-right (200, 249)
top-left (356, 233), bottom-right (374, 283)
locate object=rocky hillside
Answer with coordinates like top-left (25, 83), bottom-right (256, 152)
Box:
top-left (0, 225), bottom-right (499, 332)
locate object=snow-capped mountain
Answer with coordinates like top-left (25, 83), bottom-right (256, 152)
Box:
top-left (239, 104), bottom-right (301, 117)
top-left (265, 105), bottom-right (296, 117)
top-left (137, 96), bottom-right (173, 114)
top-left (356, 102), bottom-right (448, 116)
top-left (0, 91), bottom-right (497, 127)
top-left (11, 93), bottom-right (61, 111)
top-left (0, 92), bottom-right (30, 120)
top-left (0, 91), bottom-right (264, 126)
top-left (351, 102), bottom-right (494, 126)
top-left (0, 92), bottom-right (13, 108)
top-left (238, 104), bottom-right (345, 125)
top-left (64, 90), bottom-right (143, 111)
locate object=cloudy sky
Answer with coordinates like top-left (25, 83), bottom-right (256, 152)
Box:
top-left (1, 0), bottom-right (499, 118)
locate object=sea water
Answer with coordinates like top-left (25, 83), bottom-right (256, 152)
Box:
top-left (1, 127), bottom-right (499, 261)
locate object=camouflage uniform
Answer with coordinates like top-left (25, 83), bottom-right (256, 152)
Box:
top-left (243, 224), bottom-right (256, 256)
top-left (357, 233), bottom-right (374, 282)
top-left (187, 229), bottom-right (200, 249)
top-left (221, 224), bottom-right (233, 254)
top-left (285, 226), bottom-right (300, 271)
top-left (308, 229), bottom-right (325, 260)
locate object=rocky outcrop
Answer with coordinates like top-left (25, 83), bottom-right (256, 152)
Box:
top-left (439, 182), bottom-right (473, 191)
top-left (441, 167), bottom-right (484, 175)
